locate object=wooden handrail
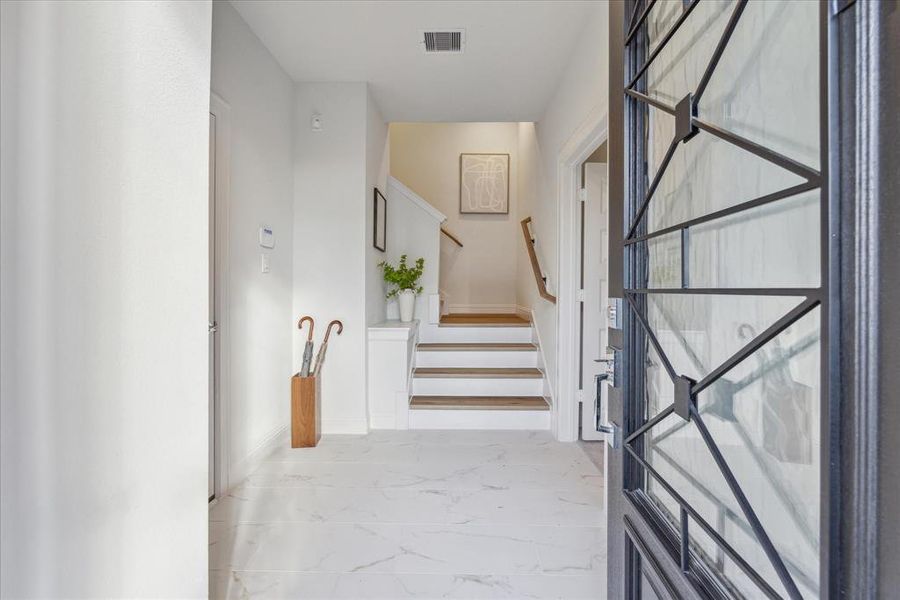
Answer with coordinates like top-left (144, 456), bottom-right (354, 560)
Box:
top-left (440, 227), bottom-right (464, 248)
top-left (521, 217), bottom-right (556, 304)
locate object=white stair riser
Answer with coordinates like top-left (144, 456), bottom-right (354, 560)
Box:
top-left (412, 377), bottom-right (544, 397)
top-left (415, 350), bottom-right (538, 368)
top-left (409, 409), bottom-right (550, 430)
top-left (420, 326), bottom-right (532, 344)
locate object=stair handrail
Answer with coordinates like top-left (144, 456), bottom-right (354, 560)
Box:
top-left (521, 217), bottom-right (556, 304)
top-left (440, 227), bottom-right (464, 248)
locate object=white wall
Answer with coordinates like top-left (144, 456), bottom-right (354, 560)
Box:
top-left (384, 177), bottom-right (445, 322)
top-left (294, 83), bottom-right (388, 434)
top-left (390, 123), bottom-right (521, 313)
top-left (365, 92), bottom-right (390, 325)
top-left (518, 3), bottom-right (610, 400)
top-left (211, 2), bottom-right (295, 482)
top-left (516, 122), bottom-right (541, 310)
top-left (0, 1), bottom-right (212, 597)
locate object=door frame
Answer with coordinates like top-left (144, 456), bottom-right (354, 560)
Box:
top-left (556, 110), bottom-right (607, 443)
top-left (831, 0), bottom-right (900, 595)
top-left (209, 92), bottom-right (232, 502)
top-left (579, 160), bottom-right (610, 443)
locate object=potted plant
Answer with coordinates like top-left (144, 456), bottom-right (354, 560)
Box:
top-left (379, 254), bottom-right (424, 322)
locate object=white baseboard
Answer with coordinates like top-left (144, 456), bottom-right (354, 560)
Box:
top-left (447, 303), bottom-right (519, 314)
top-left (322, 418), bottom-right (369, 435)
top-left (228, 424), bottom-right (288, 489)
top-left (369, 413), bottom-right (396, 429)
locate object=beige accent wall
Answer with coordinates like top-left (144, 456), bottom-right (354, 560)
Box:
top-left (390, 122), bottom-right (521, 313)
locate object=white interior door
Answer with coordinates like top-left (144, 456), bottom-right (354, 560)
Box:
top-left (581, 162), bottom-right (611, 440)
top-left (208, 112), bottom-right (218, 500)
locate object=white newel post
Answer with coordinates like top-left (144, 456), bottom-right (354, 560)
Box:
top-left (367, 320), bottom-right (418, 429)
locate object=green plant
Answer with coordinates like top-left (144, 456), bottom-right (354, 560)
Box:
top-left (378, 254), bottom-right (425, 299)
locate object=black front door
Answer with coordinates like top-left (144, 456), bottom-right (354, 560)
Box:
top-left (607, 1), bottom-right (830, 598)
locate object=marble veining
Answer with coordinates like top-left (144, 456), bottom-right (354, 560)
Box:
top-left (210, 430), bottom-right (607, 599)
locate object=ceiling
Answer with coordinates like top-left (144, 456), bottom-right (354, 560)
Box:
top-left (229, 1), bottom-right (598, 122)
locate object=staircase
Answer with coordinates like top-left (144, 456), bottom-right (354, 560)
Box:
top-left (409, 314), bottom-right (550, 429)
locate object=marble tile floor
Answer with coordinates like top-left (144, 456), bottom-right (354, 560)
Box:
top-left (210, 430), bottom-right (607, 599)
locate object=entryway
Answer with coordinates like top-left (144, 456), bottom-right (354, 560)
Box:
top-left (210, 429), bottom-right (606, 598)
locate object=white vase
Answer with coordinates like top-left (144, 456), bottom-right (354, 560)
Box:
top-left (398, 289), bottom-right (416, 322)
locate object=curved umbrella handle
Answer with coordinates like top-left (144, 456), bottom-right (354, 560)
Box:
top-left (298, 315), bottom-right (315, 342)
top-left (323, 319), bottom-right (343, 344)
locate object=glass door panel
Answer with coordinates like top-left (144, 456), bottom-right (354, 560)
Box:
top-left (621, 0), bottom-right (825, 598)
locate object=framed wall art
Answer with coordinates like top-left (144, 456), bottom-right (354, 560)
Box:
top-left (373, 188), bottom-right (387, 252)
top-left (459, 153), bottom-right (509, 214)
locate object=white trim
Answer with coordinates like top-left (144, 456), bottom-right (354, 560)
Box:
top-left (446, 303), bottom-right (519, 314)
top-left (322, 418), bottom-right (370, 435)
top-left (209, 92), bottom-right (232, 498)
top-left (369, 411), bottom-right (398, 429)
top-left (367, 320), bottom-right (419, 341)
top-left (555, 108), bottom-right (608, 443)
top-left (515, 304), bottom-right (532, 320)
top-left (227, 425), bottom-right (288, 487)
top-left (530, 308), bottom-right (555, 406)
top-left (387, 175), bottom-right (447, 223)
top-left (428, 293), bottom-right (442, 324)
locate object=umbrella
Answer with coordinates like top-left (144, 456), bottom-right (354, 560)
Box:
top-left (313, 320), bottom-right (343, 376)
top-left (298, 315), bottom-right (315, 376)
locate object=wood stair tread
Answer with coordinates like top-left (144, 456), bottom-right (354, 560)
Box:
top-left (439, 313), bottom-right (531, 327)
top-left (417, 343), bottom-right (536, 351)
top-left (410, 396), bottom-right (549, 411)
top-left (414, 367), bottom-right (543, 379)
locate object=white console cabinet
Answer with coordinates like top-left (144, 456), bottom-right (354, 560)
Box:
top-left (366, 320), bottom-right (418, 429)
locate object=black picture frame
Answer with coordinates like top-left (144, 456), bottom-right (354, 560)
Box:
top-left (373, 188), bottom-right (387, 252)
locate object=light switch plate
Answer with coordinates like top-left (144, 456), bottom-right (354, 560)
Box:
top-left (261, 254), bottom-right (270, 274)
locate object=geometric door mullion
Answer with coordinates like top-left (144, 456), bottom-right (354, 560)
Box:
top-left (623, 0), bottom-right (826, 598)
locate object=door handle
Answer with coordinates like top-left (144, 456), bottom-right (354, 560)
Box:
top-left (594, 373), bottom-right (621, 449)
top-left (208, 321), bottom-right (218, 334)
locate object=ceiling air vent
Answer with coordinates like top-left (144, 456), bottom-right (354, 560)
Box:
top-left (422, 30), bottom-right (465, 54)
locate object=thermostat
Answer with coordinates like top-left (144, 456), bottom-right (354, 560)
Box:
top-left (259, 226), bottom-right (275, 249)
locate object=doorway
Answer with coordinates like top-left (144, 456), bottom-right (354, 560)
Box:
top-left (208, 93), bottom-right (230, 502)
top-left (208, 111), bottom-right (217, 501)
top-left (578, 144), bottom-right (612, 444)
top-left (555, 114), bottom-right (608, 444)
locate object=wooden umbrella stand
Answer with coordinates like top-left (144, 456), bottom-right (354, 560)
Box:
top-left (290, 372), bottom-right (321, 448)
top-left (290, 319), bottom-right (342, 448)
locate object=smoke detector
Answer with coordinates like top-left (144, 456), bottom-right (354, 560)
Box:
top-left (422, 29), bottom-right (465, 54)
